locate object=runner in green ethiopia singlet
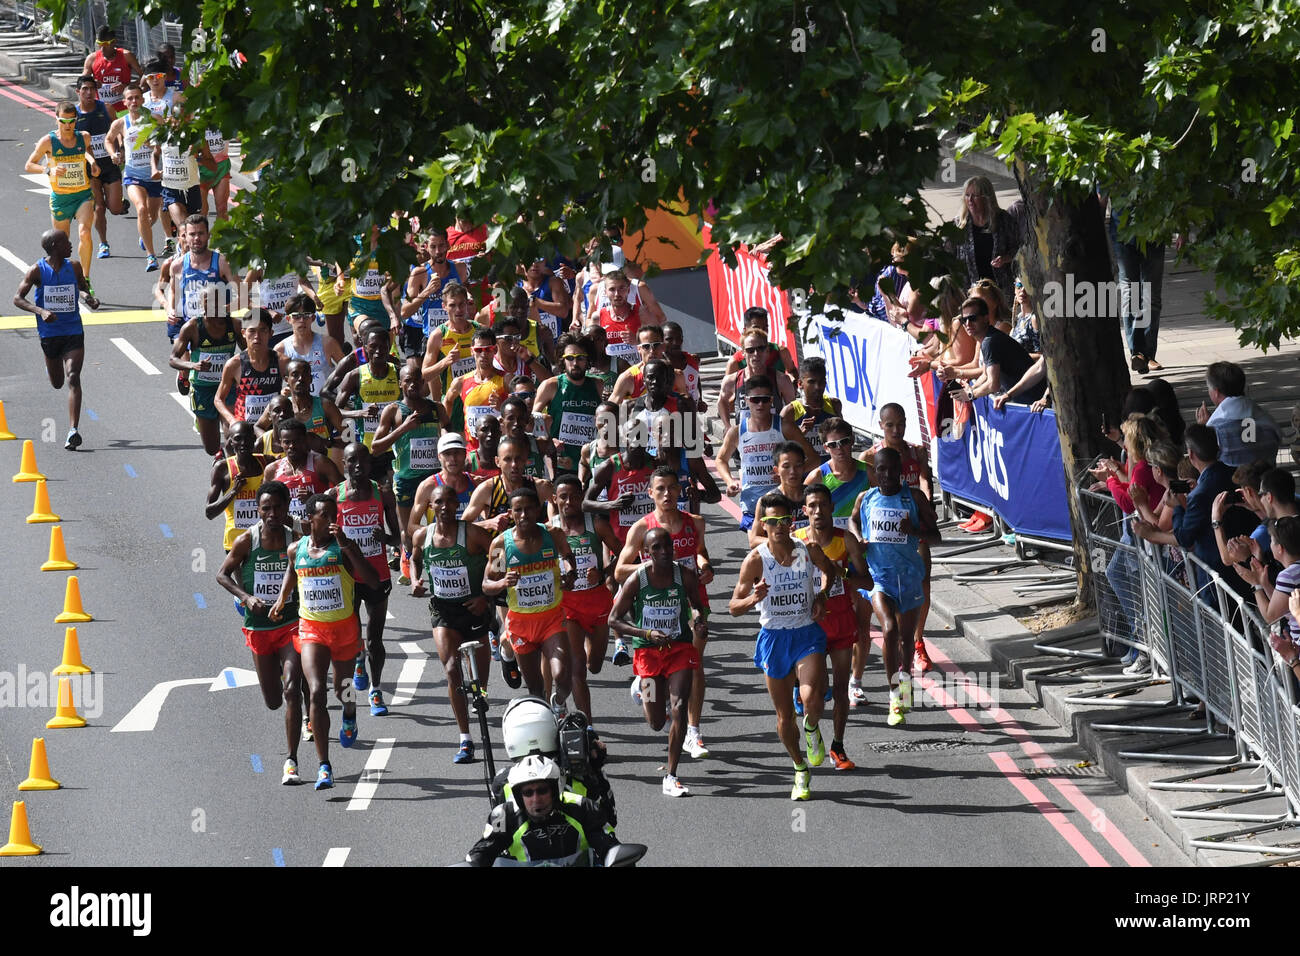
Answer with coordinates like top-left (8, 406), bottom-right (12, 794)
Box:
top-left (502, 526), bottom-right (562, 615)
top-left (393, 401), bottom-right (442, 484)
top-left (631, 563), bottom-right (692, 648)
top-left (294, 537), bottom-right (357, 623)
top-left (548, 373), bottom-right (601, 474)
top-left (422, 521), bottom-right (486, 601)
top-left (242, 525), bottom-right (299, 630)
top-left (552, 512), bottom-right (603, 590)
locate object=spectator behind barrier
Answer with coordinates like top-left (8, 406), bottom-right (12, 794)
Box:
top-left (1240, 516), bottom-right (1300, 647)
top-left (1195, 361), bottom-right (1282, 466)
top-left (1129, 439), bottom-right (1183, 534)
top-left (950, 296), bottom-right (1045, 406)
top-left (1009, 278), bottom-right (1041, 357)
top-left (951, 176), bottom-right (1027, 311)
top-left (1132, 423), bottom-right (1237, 604)
top-left (1211, 460), bottom-right (1280, 584)
top-left (1142, 377), bottom-right (1186, 447)
top-left (1088, 413), bottom-right (1167, 513)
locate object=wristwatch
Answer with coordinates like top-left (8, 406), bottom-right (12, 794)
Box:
top-left (1211, 520), bottom-right (1222, 529)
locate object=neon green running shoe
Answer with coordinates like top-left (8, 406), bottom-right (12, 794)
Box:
top-left (887, 690), bottom-right (906, 727)
top-left (791, 768), bottom-right (812, 801)
top-left (804, 718), bottom-right (825, 767)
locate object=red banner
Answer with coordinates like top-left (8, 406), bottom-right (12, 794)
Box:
top-left (703, 224), bottom-right (799, 357)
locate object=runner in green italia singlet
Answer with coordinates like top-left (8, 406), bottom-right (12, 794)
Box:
top-left (216, 481), bottom-right (305, 784)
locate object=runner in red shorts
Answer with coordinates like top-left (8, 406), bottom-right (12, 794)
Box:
top-left (216, 480), bottom-right (306, 784)
top-left (609, 527), bottom-right (708, 797)
top-left (551, 474), bottom-right (621, 724)
top-left (483, 486), bottom-right (578, 710)
top-left (796, 483), bottom-right (872, 770)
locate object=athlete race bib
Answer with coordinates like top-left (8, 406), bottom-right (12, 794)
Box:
top-left (572, 549), bottom-right (598, 590)
top-left (205, 129), bottom-right (226, 154)
top-left (558, 411), bottom-right (596, 446)
top-left (183, 282), bottom-right (210, 320)
top-left (868, 507), bottom-right (910, 544)
top-left (301, 573), bottom-right (345, 613)
top-left (233, 496), bottom-right (259, 527)
top-left (828, 572), bottom-right (845, 598)
top-left (101, 82), bottom-right (124, 106)
top-left (466, 404), bottom-right (498, 433)
top-left (288, 494), bottom-right (308, 519)
top-left (252, 568), bottom-right (285, 602)
top-left (606, 342), bottom-right (638, 365)
top-left (408, 436), bottom-right (439, 471)
top-left (54, 158), bottom-right (87, 191)
top-left (128, 136), bottom-right (152, 169)
top-left (431, 563), bottom-right (471, 600)
top-left (161, 147), bottom-right (196, 189)
top-left (89, 134), bottom-right (108, 159)
top-left (195, 350), bottom-right (226, 385)
top-left (832, 515), bottom-right (851, 531)
top-left (641, 601), bottom-right (681, 633)
top-left (364, 401), bottom-right (393, 436)
top-left (42, 283), bottom-right (77, 315)
top-left (514, 570), bottom-right (555, 609)
top-left (342, 520), bottom-right (383, 557)
top-left (258, 274), bottom-right (298, 312)
top-left (451, 353), bottom-right (476, 378)
top-left (355, 270), bottom-right (384, 297)
top-left (242, 393), bottom-right (274, 422)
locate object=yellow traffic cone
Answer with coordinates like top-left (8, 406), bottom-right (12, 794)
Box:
top-left (0, 400), bottom-right (14, 441)
top-left (46, 677), bottom-right (86, 729)
top-left (41, 525), bottom-right (77, 571)
top-left (0, 801), bottom-right (41, 856)
top-left (54, 575), bottom-right (92, 624)
top-left (17, 738), bottom-right (60, 791)
top-left (11, 439), bottom-right (44, 482)
top-left (26, 479), bottom-right (61, 524)
top-left (51, 626), bottom-right (90, 675)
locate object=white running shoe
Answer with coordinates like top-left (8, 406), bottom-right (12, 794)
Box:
top-left (848, 681), bottom-right (867, 707)
top-left (662, 774), bottom-right (690, 797)
top-left (630, 675), bottom-right (643, 706)
top-left (281, 758), bottom-right (302, 785)
top-left (682, 730), bottom-right (710, 759)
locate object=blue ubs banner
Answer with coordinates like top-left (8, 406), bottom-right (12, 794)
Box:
top-left (936, 397), bottom-right (1072, 542)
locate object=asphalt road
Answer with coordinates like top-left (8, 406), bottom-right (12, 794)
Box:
top-left (0, 73), bottom-right (1189, 868)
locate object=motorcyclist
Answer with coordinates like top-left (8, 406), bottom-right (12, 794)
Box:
top-left (465, 755), bottom-right (620, 866)
top-left (493, 696), bottom-right (617, 826)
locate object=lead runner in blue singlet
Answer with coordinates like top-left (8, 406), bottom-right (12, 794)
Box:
top-left (850, 446), bottom-right (941, 729)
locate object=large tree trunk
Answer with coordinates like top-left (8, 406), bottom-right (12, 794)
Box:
top-left (1013, 159), bottom-right (1132, 610)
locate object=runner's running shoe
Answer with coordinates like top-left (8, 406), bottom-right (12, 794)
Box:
top-left (683, 730), bottom-right (709, 759)
top-left (282, 758), bottom-right (302, 785)
top-left (804, 718), bottom-right (826, 767)
top-left (848, 681), bottom-right (867, 707)
top-left (914, 639), bottom-right (934, 673)
top-left (177, 370), bottom-right (190, 395)
top-left (887, 689), bottom-right (905, 727)
top-left (896, 671), bottom-right (913, 712)
top-left (369, 688), bottom-right (388, 716)
top-left (828, 744), bottom-right (856, 771)
top-left (791, 768), bottom-right (811, 801)
top-left (303, 718), bottom-right (314, 741)
top-left (339, 716), bottom-right (357, 748)
top-left (315, 763), bottom-right (333, 790)
top-left (662, 774), bottom-right (689, 797)
top-left (612, 638), bottom-right (632, 666)
top-left (630, 675), bottom-right (643, 706)
top-left (145, 254), bottom-right (159, 272)
top-left (97, 242), bottom-right (110, 259)
top-left (501, 655), bottom-right (522, 689)
top-left (353, 660), bottom-right (369, 692)
top-left (64, 428), bottom-right (82, 450)
top-left (454, 740), bottom-right (474, 764)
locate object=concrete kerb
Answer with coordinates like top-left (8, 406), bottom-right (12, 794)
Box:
top-left (926, 572), bottom-right (1295, 866)
top-left (0, 43), bottom-right (81, 100)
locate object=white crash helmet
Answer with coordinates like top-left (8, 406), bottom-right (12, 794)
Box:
top-left (508, 755), bottom-right (562, 812)
top-left (502, 696), bottom-right (559, 760)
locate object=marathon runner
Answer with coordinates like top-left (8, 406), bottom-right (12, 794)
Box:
top-left (491, 315), bottom-right (550, 384)
top-left (263, 419), bottom-right (342, 522)
top-left (579, 322), bottom-right (617, 399)
top-left (608, 325), bottom-right (690, 403)
top-left (372, 358), bottom-right (446, 583)
top-left (517, 257), bottom-right (571, 340)
top-left (804, 416), bottom-right (874, 705)
top-left (205, 421), bottom-right (267, 552)
top-left (859, 402), bottom-right (938, 672)
top-left (216, 309), bottom-right (287, 428)
top-left (608, 526), bottom-right (708, 797)
top-left (466, 416), bottom-right (501, 480)
top-left (579, 400), bottom-right (620, 487)
top-left (269, 493), bottom-right (380, 790)
top-left (592, 269), bottom-right (641, 370)
top-left (780, 357), bottom-right (843, 463)
top-left (82, 27), bottom-right (141, 118)
top-left (796, 483), bottom-right (871, 770)
top-left (400, 228), bottom-right (462, 359)
top-left (729, 491), bottom-right (838, 801)
top-left (718, 329), bottom-right (797, 425)
top-left (104, 83), bottom-right (162, 271)
top-left (483, 486), bottom-right (578, 710)
top-left (276, 294), bottom-right (344, 396)
top-left (746, 441), bottom-right (811, 546)
top-left (551, 474), bottom-right (622, 724)
top-left (443, 327), bottom-right (507, 453)
top-left (534, 334), bottom-right (602, 474)
top-left (663, 320), bottom-right (706, 412)
top-left (851, 446), bottom-right (941, 727)
top-left (722, 306), bottom-right (797, 380)
top-left (11, 230), bottom-right (100, 450)
top-left (169, 300), bottom-right (239, 457)
top-left (407, 434), bottom-right (479, 550)
top-left (615, 467), bottom-right (715, 760)
top-left (335, 443), bottom-right (401, 717)
top-left (715, 375), bottom-right (814, 531)
top-left (73, 75), bottom-right (125, 261)
top-left (199, 127), bottom-right (232, 220)
top-left (462, 434), bottom-right (556, 532)
top-left (421, 282), bottom-right (480, 398)
top-left (479, 285), bottom-right (557, 369)
top-left (500, 396), bottom-right (554, 480)
top-left (411, 483), bottom-right (495, 763)
top-left (215, 480), bottom-right (305, 784)
top-left (168, 214), bottom-right (237, 345)
top-left (25, 101), bottom-right (98, 279)
top-left (341, 230), bottom-right (398, 339)
top-left (585, 436), bottom-right (652, 546)
top-left (333, 325), bottom-right (401, 485)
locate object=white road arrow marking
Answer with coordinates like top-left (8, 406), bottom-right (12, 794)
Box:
top-left (322, 847), bottom-right (350, 867)
top-left (347, 738), bottom-right (396, 811)
top-left (112, 668), bottom-right (259, 732)
top-left (387, 641), bottom-right (427, 707)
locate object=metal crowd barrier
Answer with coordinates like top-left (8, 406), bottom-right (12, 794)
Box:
top-left (1071, 474), bottom-right (1300, 855)
top-left (0, 1), bottom-right (181, 63)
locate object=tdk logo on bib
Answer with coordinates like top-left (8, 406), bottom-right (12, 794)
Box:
top-left (968, 409), bottom-right (1010, 500)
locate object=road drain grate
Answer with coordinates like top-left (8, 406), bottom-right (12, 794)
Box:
top-left (867, 740), bottom-right (966, 754)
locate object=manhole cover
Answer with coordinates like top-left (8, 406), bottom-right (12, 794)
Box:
top-left (867, 740), bottom-right (966, 754)
top-left (1022, 764), bottom-right (1108, 778)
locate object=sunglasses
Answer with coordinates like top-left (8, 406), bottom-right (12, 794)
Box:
top-left (824, 437), bottom-right (852, 449)
top-left (471, 346), bottom-right (494, 353)
top-left (515, 392), bottom-right (535, 402)
top-left (499, 334), bottom-right (520, 342)
top-left (744, 346), bottom-right (764, 354)
top-left (960, 313), bottom-right (981, 324)
top-left (145, 73), bottom-right (166, 82)
top-left (288, 311), bottom-right (314, 320)
top-left (562, 353), bottom-right (587, 362)
top-left (516, 785), bottom-right (550, 798)
top-left (746, 395), bottom-right (773, 404)
top-left (638, 342), bottom-right (663, 350)
top-left (97, 39), bottom-right (116, 46)
top-left (57, 117), bottom-right (77, 124)
top-left (760, 514), bottom-right (793, 525)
